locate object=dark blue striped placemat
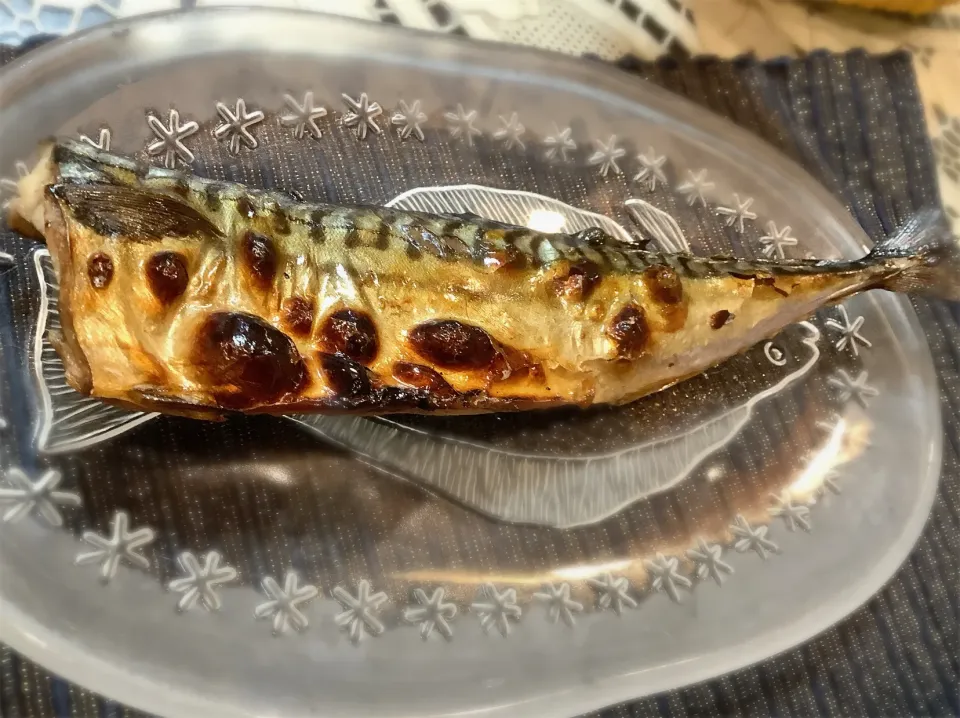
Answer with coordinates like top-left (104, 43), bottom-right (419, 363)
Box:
top-left (0, 43), bottom-right (957, 718)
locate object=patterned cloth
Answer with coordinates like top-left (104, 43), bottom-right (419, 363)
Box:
top-left (0, 44), bottom-right (958, 718)
top-left (0, 0), bottom-right (699, 60)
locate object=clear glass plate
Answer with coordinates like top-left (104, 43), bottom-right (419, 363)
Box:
top-left (0, 8), bottom-right (941, 718)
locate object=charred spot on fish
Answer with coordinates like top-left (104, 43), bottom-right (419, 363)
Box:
top-left (410, 320), bottom-right (497, 370)
top-left (55, 183), bottom-right (221, 240)
top-left (405, 243), bottom-right (422, 260)
top-left (344, 228), bottom-right (361, 249)
top-left (320, 352), bottom-right (374, 398)
top-left (235, 196), bottom-right (257, 219)
top-left (86, 252), bottom-right (114, 290)
top-left (146, 251), bottom-right (189, 305)
top-left (608, 304), bottom-right (649, 359)
top-left (241, 231), bottom-right (277, 289)
top-left (574, 227), bottom-right (611, 247)
top-left (281, 297), bottom-right (315, 337)
top-left (308, 210), bottom-right (326, 243)
top-left (376, 222), bottom-right (391, 250)
top-left (392, 362), bottom-right (456, 398)
top-left (321, 308), bottom-right (379, 364)
top-left (644, 266), bottom-right (684, 304)
top-left (710, 310), bottom-right (733, 329)
top-left (555, 260), bottom-right (601, 302)
top-left (194, 312), bottom-right (306, 406)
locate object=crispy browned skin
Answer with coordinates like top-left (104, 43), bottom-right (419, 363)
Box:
top-left (8, 139), bottom-right (908, 420)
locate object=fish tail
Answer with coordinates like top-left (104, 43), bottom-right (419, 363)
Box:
top-left (869, 207), bottom-right (960, 301)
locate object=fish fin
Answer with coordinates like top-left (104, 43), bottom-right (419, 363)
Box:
top-left (870, 207), bottom-right (960, 301)
top-left (624, 198), bottom-right (691, 253)
top-left (33, 249), bottom-right (158, 454)
top-left (49, 182), bottom-right (221, 241)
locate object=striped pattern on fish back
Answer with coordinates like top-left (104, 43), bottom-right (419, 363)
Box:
top-left (54, 138), bottom-right (856, 281)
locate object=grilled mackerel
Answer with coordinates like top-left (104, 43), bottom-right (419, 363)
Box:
top-left (7, 138), bottom-right (959, 419)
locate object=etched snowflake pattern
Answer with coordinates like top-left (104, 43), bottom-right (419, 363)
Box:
top-left (825, 306), bottom-right (872, 356)
top-left (471, 584), bottom-right (521, 637)
top-left (214, 99), bottom-right (264, 154)
top-left (79, 127), bottom-right (111, 151)
top-left (493, 112), bottom-right (525, 151)
top-left (770, 493), bottom-right (813, 532)
top-left (759, 221), bottom-right (798, 259)
top-left (342, 93), bottom-right (382, 140)
top-left (403, 587), bottom-right (457, 640)
top-left (645, 553), bottom-right (692, 603)
top-left (391, 100), bottom-right (427, 142)
top-left (716, 194), bottom-right (757, 232)
top-left (730, 515), bottom-right (779, 559)
top-left (254, 571), bottom-right (319, 635)
top-left (677, 169), bottom-right (715, 207)
top-left (587, 573), bottom-right (637, 615)
top-left (75, 511), bottom-right (155, 581)
top-left (334, 579), bottom-right (389, 644)
top-left (444, 104), bottom-right (481, 146)
top-left (686, 538), bottom-right (734, 586)
top-left (828, 369), bottom-right (879, 408)
top-left (280, 91), bottom-right (327, 140)
top-left (146, 109), bottom-right (199, 168)
top-left (533, 582), bottom-right (583, 627)
top-left (168, 550), bottom-right (238, 612)
top-left (543, 124), bottom-right (576, 162)
top-left (588, 135), bottom-right (626, 177)
top-left (633, 148), bottom-right (667, 191)
top-left (0, 468), bottom-right (80, 527)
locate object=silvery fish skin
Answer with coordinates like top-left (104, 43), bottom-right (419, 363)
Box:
top-left (7, 138), bottom-right (958, 420)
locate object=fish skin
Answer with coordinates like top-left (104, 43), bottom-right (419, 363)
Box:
top-left (3, 138), bottom-right (945, 419)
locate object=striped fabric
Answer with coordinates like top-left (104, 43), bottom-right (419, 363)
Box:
top-left (0, 45), bottom-right (957, 718)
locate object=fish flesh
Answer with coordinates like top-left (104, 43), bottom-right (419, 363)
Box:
top-left (6, 138), bottom-right (959, 420)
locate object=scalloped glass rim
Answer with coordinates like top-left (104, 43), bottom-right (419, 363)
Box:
top-left (0, 7), bottom-right (942, 718)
